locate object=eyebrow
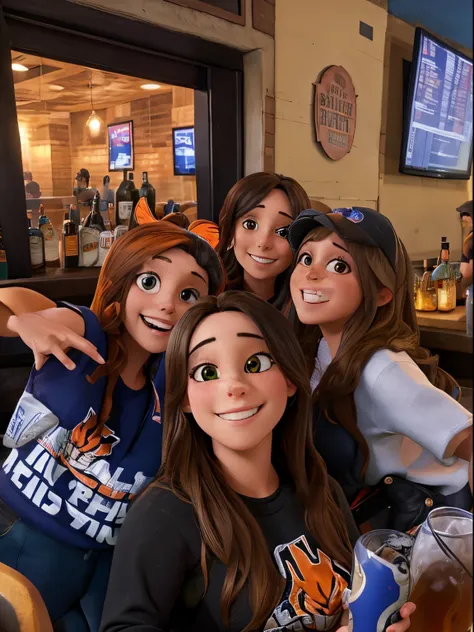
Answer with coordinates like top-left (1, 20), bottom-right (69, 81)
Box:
top-left (189, 337), bottom-right (216, 357)
top-left (151, 255), bottom-right (207, 285)
top-left (191, 271), bottom-right (207, 284)
top-left (333, 242), bottom-right (350, 254)
top-left (254, 205), bottom-right (293, 222)
top-left (236, 332), bottom-right (264, 340)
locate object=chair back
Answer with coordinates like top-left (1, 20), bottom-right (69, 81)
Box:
top-left (0, 563), bottom-right (53, 632)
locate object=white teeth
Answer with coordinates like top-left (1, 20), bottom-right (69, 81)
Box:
top-left (218, 407), bottom-right (259, 421)
top-left (302, 291), bottom-right (329, 304)
top-left (250, 255), bottom-right (276, 264)
top-left (142, 316), bottom-right (173, 330)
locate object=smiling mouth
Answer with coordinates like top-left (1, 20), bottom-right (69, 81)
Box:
top-left (301, 290), bottom-right (330, 304)
top-left (249, 254), bottom-right (277, 265)
top-left (140, 314), bottom-right (174, 332)
top-left (217, 405), bottom-right (262, 421)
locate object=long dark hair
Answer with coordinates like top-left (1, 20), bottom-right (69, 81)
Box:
top-left (216, 172), bottom-right (310, 310)
top-left (292, 226), bottom-right (460, 474)
top-left (158, 291), bottom-right (352, 631)
top-left (88, 222), bottom-right (225, 427)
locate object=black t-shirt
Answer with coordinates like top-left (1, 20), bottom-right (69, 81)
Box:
top-left (100, 480), bottom-right (358, 632)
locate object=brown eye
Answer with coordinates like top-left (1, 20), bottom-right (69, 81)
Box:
top-left (242, 219), bottom-right (258, 231)
top-left (297, 253), bottom-right (312, 267)
top-left (326, 259), bottom-right (351, 274)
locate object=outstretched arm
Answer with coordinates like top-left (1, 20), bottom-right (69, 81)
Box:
top-left (0, 287), bottom-right (55, 336)
top-left (0, 287), bottom-right (104, 370)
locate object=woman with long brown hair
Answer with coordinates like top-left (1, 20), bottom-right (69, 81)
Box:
top-left (288, 208), bottom-right (472, 532)
top-left (101, 290), bottom-right (415, 632)
top-left (217, 172), bottom-right (310, 310)
top-left (0, 222), bottom-right (224, 631)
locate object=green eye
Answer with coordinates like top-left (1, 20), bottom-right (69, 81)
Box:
top-left (191, 364), bottom-right (220, 382)
top-left (245, 353), bottom-right (274, 374)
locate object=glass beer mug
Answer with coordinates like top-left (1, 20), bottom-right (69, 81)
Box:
top-left (409, 507), bottom-right (473, 632)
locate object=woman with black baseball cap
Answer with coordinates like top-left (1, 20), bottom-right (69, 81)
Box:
top-left (288, 207), bottom-right (472, 532)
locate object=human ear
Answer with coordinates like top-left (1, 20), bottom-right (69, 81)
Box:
top-left (376, 286), bottom-right (393, 307)
top-left (286, 380), bottom-right (297, 398)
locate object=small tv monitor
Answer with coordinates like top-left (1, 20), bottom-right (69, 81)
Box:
top-left (400, 28), bottom-right (473, 180)
top-left (172, 126), bottom-right (196, 176)
top-left (108, 120), bottom-right (134, 171)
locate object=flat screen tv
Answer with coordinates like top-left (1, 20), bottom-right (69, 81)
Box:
top-left (400, 28), bottom-right (473, 180)
top-left (172, 126), bottom-right (196, 176)
top-left (108, 120), bottom-right (134, 171)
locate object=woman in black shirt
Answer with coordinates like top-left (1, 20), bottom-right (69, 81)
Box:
top-left (101, 292), bottom-right (414, 632)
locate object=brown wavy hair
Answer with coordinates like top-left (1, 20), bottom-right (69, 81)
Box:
top-left (88, 222), bottom-right (225, 428)
top-left (216, 172), bottom-right (310, 310)
top-left (292, 226), bottom-right (460, 473)
top-left (158, 291), bottom-right (352, 631)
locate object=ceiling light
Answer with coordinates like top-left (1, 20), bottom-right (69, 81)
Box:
top-left (86, 111), bottom-right (103, 136)
top-left (48, 84), bottom-right (65, 92)
top-left (12, 63), bottom-right (29, 72)
top-left (140, 83), bottom-right (161, 90)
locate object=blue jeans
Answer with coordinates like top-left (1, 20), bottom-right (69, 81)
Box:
top-left (0, 502), bottom-right (112, 632)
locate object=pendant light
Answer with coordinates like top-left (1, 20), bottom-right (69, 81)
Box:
top-left (86, 71), bottom-right (103, 137)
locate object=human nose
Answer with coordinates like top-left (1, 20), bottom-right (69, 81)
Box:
top-left (154, 292), bottom-right (176, 315)
top-left (256, 229), bottom-right (273, 251)
top-left (225, 376), bottom-right (247, 398)
top-left (305, 261), bottom-right (325, 280)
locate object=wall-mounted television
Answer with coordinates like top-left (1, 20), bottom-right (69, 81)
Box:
top-left (172, 126), bottom-right (196, 176)
top-left (108, 120), bottom-right (134, 171)
top-left (400, 28), bottom-right (473, 180)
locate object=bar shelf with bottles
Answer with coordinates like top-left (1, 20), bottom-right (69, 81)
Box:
top-left (21, 170), bottom-right (159, 274)
top-left (414, 237), bottom-right (458, 313)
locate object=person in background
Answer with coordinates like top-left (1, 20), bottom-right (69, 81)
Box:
top-left (457, 200), bottom-right (473, 290)
top-left (23, 171), bottom-right (42, 199)
top-left (216, 172), bottom-right (310, 311)
top-left (288, 208), bottom-right (472, 532)
top-left (100, 291), bottom-right (415, 632)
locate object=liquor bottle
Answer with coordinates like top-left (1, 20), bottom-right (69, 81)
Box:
top-left (38, 204), bottom-right (49, 227)
top-left (69, 203), bottom-right (81, 226)
top-left (0, 225), bottom-right (7, 280)
top-left (84, 191), bottom-right (106, 232)
top-left (62, 212), bottom-right (79, 268)
top-left (28, 218), bottom-right (45, 272)
top-left (115, 169), bottom-right (138, 226)
top-left (38, 209), bottom-right (60, 268)
top-left (139, 172), bottom-right (156, 217)
top-left (432, 238), bottom-right (456, 312)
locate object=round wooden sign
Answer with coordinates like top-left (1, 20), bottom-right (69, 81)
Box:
top-left (314, 66), bottom-right (357, 160)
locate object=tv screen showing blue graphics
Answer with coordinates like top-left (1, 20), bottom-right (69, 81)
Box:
top-left (400, 28), bottom-right (473, 179)
top-left (173, 127), bottom-right (195, 176)
top-left (108, 121), bottom-right (134, 171)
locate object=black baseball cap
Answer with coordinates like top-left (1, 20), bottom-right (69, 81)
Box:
top-left (456, 200), bottom-right (472, 218)
top-left (288, 207), bottom-right (398, 271)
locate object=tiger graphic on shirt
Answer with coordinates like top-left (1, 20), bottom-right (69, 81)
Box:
top-left (264, 535), bottom-right (350, 631)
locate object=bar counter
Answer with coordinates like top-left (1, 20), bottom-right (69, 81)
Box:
top-left (0, 267), bottom-right (100, 303)
top-left (417, 306), bottom-right (472, 354)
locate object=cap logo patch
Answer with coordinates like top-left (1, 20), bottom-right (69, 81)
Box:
top-left (332, 208), bottom-right (364, 224)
